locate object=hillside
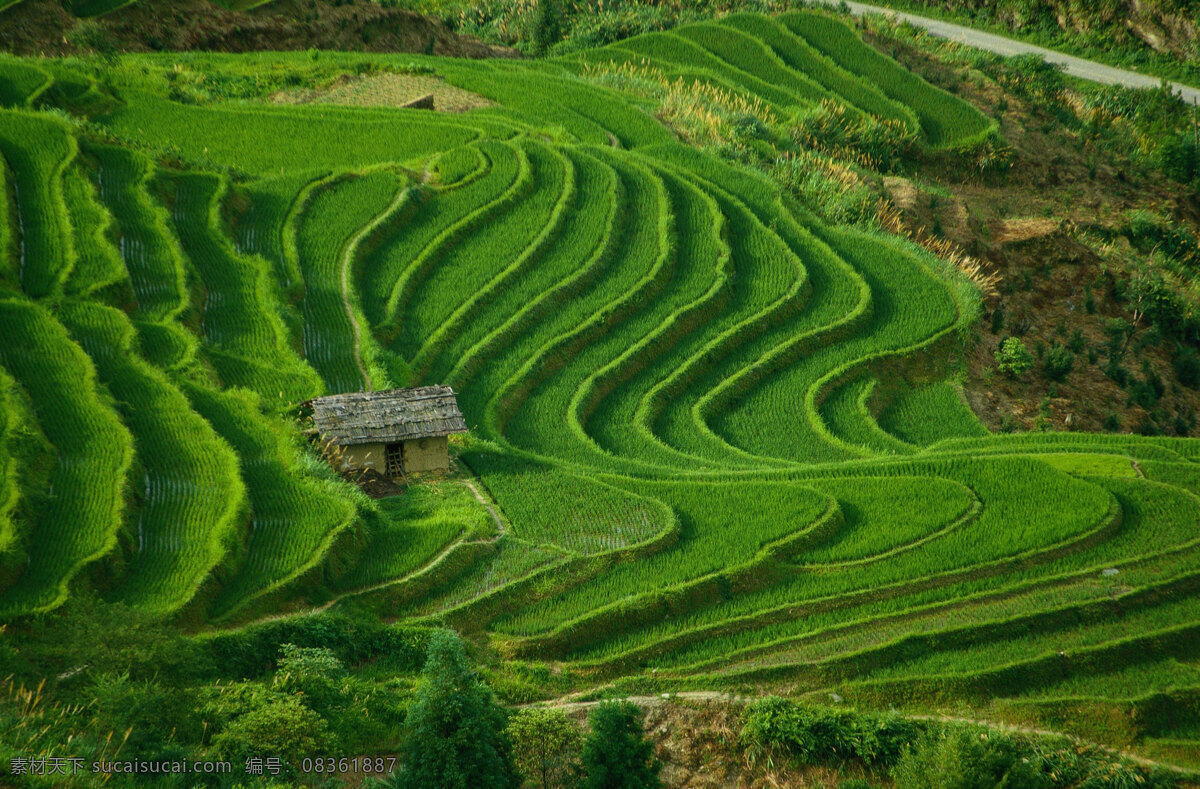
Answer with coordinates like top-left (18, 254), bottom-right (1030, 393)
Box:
top-left (1, 7), bottom-right (1200, 785)
top-left (0, 0), bottom-right (515, 58)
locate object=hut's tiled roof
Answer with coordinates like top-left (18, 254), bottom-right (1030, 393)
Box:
top-left (306, 386), bottom-right (467, 445)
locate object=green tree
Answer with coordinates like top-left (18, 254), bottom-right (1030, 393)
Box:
top-left (995, 338), bottom-right (1034, 378)
top-left (532, 0), bottom-right (562, 55)
top-left (206, 685), bottom-right (334, 772)
top-left (580, 701), bottom-right (661, 789)
top-left (390, 630), bottom-right (516, 789)
top-left (509, 707), bottom-right (582, 789)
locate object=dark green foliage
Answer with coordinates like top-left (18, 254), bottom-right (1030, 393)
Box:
top-left (273, 643), bottom-right (347, 715)
top-left (1157, 132), bottom-right (1199, 184)
top-left (1129, 361), bottom-right (1167, 410)
top-left (891, 728), bottom-right (1052, 788)
top-left (63, 19), bottom-right (119, 63)
top-left (1067, 329), bottom-right (1085, 354)
top-left (1172, 345), bottom-right (1200, 389)
top-left (533, 0), bottom-right (563, 55)
top-left (1042, 344), bottom-right (1075, 382)
top-left (5, 596), bottom-right (211, 684)
top-left (87, 672), bottom-right (206, 760)
top-left (891, 726), bottom-right (1180, 789)
top-left (741, 697), bottom-right (921, 767)
top-left (390, 630), bottom-right (516, 789)
top-left (1129, 378), bottom-right (1161, 410)
top-left (198, 613), bottom-right (434, 678)
top-left (580, 701), bottom-right (661, 789)
top-left (1104, 360), bottom-right (1131, 387)
top-left (1103, 318), bottom-right (1133, 357)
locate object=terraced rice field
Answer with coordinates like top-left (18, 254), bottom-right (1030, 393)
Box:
top-left (0, 11), bottom-right (1196, 764)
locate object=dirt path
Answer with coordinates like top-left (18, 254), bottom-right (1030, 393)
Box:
top-left (811, 0), bottom-right (1200, 102)
top-left (462, 478), bottom-right (506, 537)
top-left (532, 690), bottom-right (741, 711)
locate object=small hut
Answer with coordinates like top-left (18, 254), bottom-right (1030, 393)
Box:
top-left (305, 386), bottom-right (467, 477)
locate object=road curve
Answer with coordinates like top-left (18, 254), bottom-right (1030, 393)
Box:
top-left (810, 0), bottom-right (1200, 105)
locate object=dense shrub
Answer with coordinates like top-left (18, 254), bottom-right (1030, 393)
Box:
top-left (995, 337), bottom-right (1034, 378)
top-left (791, 99), bottom-right (918, 171)
top-left (1174, 345), bottom-right (1200, 388)
top-left (891, 728), bottom-right (1052, 788)
top-left (741, 697), bottom-right (922, 767)
top-left (891, 726), bottom-right (1181, 789)
top-left (199, 613), bottom-right (434, 678)
top-left (1042, 344), bottom-right (1075, 382)
top-left (1158, 133), bottom-right (1199, 184)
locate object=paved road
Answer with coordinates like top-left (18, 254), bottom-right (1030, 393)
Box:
top-left (811, 0), bottom-right (1200, 105)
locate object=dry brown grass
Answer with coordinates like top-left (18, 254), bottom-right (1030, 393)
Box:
top-left (878, 198), bottom-right (1002, 299)
top-left (271, 72), bottom-right (496, 114)
top-left (582, 58), bottom-right (774, 148)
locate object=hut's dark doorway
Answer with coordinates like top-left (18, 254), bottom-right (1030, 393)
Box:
top-left (385, 443), bottom-right (404, 476)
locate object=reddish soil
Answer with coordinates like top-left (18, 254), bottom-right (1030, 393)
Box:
top-left (0, 0), bottom-right (517, 58)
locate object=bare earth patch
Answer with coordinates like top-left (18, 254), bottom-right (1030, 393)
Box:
top-left (271, 72), bottom-right (496, 114)
top-left (993, 217), bottom-right (1064, 244)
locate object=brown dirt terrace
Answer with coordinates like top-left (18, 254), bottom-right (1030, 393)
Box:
top-left (0, 0), bottom-right (517, 58)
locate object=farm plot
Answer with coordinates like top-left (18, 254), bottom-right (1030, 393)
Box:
top-left (184, 384), bottom-right (357, 619)
top-left (329, 482), bottom-right (488, 594)
top-left (159, 171), bottom-right (322, 403)
top-left (60, 302), bottom-right (244, 614)
top-left (780, 10), bottom-right (997, 147)
top-left (101, 93), bottom-right (489, 176)
top-left (0, 111), bottom-right (77, 300)
top-left (91, 145), bottom-right (188, 321)
top-left (61, 158), bottom-right (127, 297)
top-left (361, 139), bottom-right (519, 333)
top-left (294, 168), bottom-right (403, 394)
top-left (0, 300), bottom-right (132, 616)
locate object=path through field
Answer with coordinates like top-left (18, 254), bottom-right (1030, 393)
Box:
top-left (462, 479), bottom-right (506, 537)
top-left (811, 0), bottom-right (1200, 103)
